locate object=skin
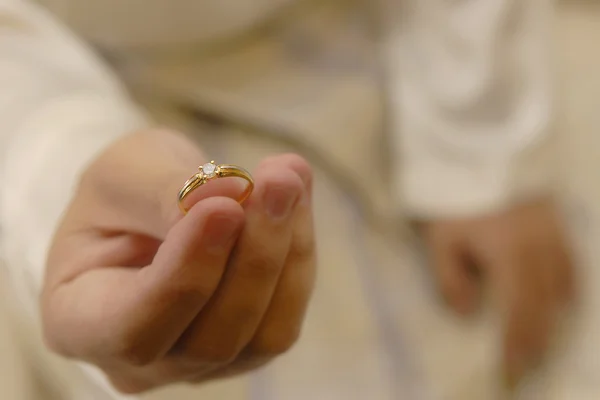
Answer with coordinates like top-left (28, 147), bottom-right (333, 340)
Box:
top-left (421, 200), bottom-right (575, 387)
top-left (43, 130), bottom-right (317, 393)
top-left (42, 130), bottom-right (574, 394)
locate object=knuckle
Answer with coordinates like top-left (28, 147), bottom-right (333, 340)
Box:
top-left (113, 343), bottom-right (158, 367)
top-left (232, 304), bottom-right (265, 328)
top-left (110, 331), bottom-right (162, 367)
top-left (288, 237), bottom-right (316, 265)
top-left (195, 344), bottom-right (239, 364)
top-left (251, 328), bottom-right (301, 357)
top-left (157, 278), bottom-right (216, 311)
top-left (243, 253), bottom-right (282, 279)
top-left (172, 284), bottom-right (214, 307)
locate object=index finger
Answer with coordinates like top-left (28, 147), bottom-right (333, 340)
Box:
top-left (44, 197), bottom-right (244, 365)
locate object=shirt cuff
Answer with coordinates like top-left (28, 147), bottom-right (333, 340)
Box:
top-left (396, 135), bottom-right (558, 220)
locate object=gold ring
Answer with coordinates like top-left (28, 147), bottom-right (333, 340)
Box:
top-left (178, 161), bottom-right (254, 214)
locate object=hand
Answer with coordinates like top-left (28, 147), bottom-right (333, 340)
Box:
top-left (420, 199), bottom-right (575, 387)
top-left (42, 130), bottom-right (316, 393)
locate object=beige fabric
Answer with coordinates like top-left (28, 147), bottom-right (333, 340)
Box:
top-left (1, 1), bottom-right (600, 400)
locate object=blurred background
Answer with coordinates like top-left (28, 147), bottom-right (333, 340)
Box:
top-left (2, 0), bottom-right (600, 399)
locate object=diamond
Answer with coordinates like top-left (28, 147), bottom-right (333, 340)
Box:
top-left (202, 162), bottom-right (217, 177)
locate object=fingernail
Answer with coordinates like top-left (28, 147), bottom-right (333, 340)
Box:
top-left (265, 187), bottom-right (297, 220)
top-left (205, 216), bottom-right (241, 253)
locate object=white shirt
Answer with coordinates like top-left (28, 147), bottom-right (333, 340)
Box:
top-left (0, 0), bottom-right (557, 398)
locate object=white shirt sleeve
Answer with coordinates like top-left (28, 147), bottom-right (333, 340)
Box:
top-left (0, 0), bottom-right (149, 312)
top-left (387, 0), bottom-right (557, 219)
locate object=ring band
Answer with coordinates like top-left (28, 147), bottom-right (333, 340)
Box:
top-left (178, 161), bottom-right (254, 214)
